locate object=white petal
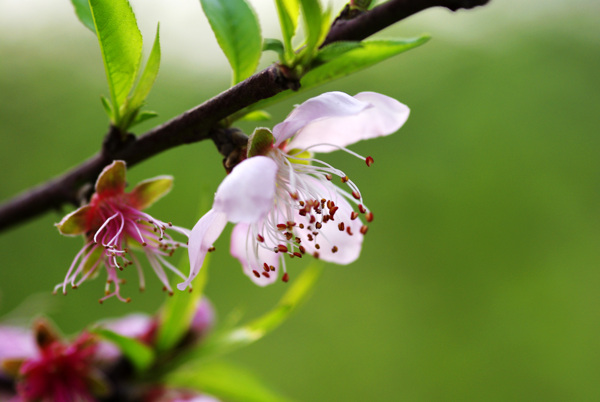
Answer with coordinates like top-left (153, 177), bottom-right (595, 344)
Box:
top-left (179, 209), bottom-right (227, 291)
top-left (273, 91), bottom-right (369, 147)
top-left (296, 178), bottom-right (364, 264)
top-left (213, 156), bottom-right (278, 223)
top-left (286, 91), bottom-right (409, 153)
top-left (230, 222), bottom-right (279, 286)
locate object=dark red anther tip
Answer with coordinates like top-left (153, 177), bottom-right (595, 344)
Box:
top-left (282, 273), bottom-right (289, 282)
top-left (365, 156), bottom-right (374, 167)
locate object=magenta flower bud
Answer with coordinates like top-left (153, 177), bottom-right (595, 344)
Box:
top-left (190, 298), bottom-right (215, 339)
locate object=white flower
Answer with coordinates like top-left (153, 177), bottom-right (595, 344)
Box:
top-left (180, 91), bottom-right (409, 290)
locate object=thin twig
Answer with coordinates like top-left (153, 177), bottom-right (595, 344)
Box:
top-left (0, 0), bottom-right (489, 233)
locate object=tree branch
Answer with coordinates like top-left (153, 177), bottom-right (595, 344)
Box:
top-left (0, 0), bottom-right (489, 233)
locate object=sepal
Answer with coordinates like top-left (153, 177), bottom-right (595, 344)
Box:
top-left (95, 160), bottom-right (127, 194)
top-left (128, 175), bottom-right (173, 210)
top-left (56, 205), bottom-right (91, 236)
top-left (247, 128), bottom-right (274, 157)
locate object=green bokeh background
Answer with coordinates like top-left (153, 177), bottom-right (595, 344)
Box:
top-left (1, 0), bottom-right (599, 400)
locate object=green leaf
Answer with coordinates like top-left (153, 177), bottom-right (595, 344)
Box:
top-left (127, 24), bottom-right (161, 113)
top-left (200, 0), bottom-right (262, 85)
top-left (183, 262), bottom-right (322, 362)
top-left (263, 38), bottom-right (285, 59)
top-left (303, 37), bottom-right (430, 88)
top-left (155, 254), bottom-right (210, 353)
top-left (312, 40), bottom-right (362, 65)
top-left (100, 95), bottom-right (113, 118)
top-left (91, 327), bottom-right (154, 372)
top-left (166, 360), bottom-right (290, 402)
top-left (241, 110), bottom-right (272, 121)
top-left (90, 0), bottom-right (143, 120)
top-left (70, 0), bottom-right (95, 33)
top-left (299, 0), bottom-right (323, 57)
top-left (236, 36), bottom-right (430, 117)
top-left (131, 110), bottom-right (158, 127)
top-left (274, 0), bottom-right (300, 60)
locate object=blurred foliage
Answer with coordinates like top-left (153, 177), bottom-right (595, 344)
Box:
top-left (1, 1), bottom-right (600, 401)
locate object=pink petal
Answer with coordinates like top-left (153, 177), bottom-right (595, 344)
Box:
top-left (180, 210), bottom-right (228, 291)
top-left (285, 91), bottom-right (409, 153)
top-left (213, 156), bottom-right (277, 223)
top-left (230, 223), bottom-right (279, 286)
top-left (0, 326), bottom-right (37, 363)
top-left (273, 92), bottom-right (369, 147)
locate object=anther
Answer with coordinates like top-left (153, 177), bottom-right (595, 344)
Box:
top-left (332, 246), bottom-right (338, 253)
top-left (366, 211), bottom-right (374, 222)
top-left (299, 223), bottom-right (305, 229)
top-left (277, 245), bottom-right (288, 253)
top-left (262, 271), bottom-right (271, 278)
top-left (341, 176), bottom-right (349, 183)
top-left (208, 246), bottom-right (216, 252)
top-left (326, 174), bottom-right (332, 181)
top-left (253, 270), bottom-right (260, 278)
top-left (358, 204), bottom-right (367, 214)
top-left (282, 273), bottom-right (289, 282)
top-left (299, 245), bottom-right (306, 254)
top-left (313, 252), bottom-right (320, 259)
top-left (257, 234), bottom-right (265, 242)
top-left (315, 222), bottom-right (322, 229)
top-left (315, 244), bottom-right (321, 250)
top-left (277, 224), bottom-right (287, 230)
top-left (293, 252), bottom-right (302, 258)
top-left (310, 215), bottom-right (316, 224)
top-left (338, 222), bottom-right (345, 231)
top-left (351, 211), bottom-right (359, 220)
top-left (330, 206), bottom-right (339, 217)
top-left (290, 192), bottom-right (299, 200)
top-left (365, 156), bottom-right (374, 167)
top-left (360, 225), bottom-right (369, 235)
top-left (346, 227), bottom-right (353, 236)
top-left (263, 263), bottom-right (270, 272)
top-left (270, 265), bottom-right (276, 271)
top-left (352, 191), bottom-right (361, 200)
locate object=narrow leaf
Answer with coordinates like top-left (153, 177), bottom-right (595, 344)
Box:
top-left (91, 327), bottom-right (154, 372)
top-left (166, 360), bottom-right (290, 402)
top-left (100, 96), bottom-right (113, 119)
top-left (128, 24), bottom-right (161, 112)
top-left (131, 110), bottom-right (158, 127)
top-left (299, 0), bottom-right (323, 56)
top-left (312, 40), bottom-right (362, 64)
top-left (70, 0), bottom-right (95, 33)
top-left (90, 0), bottom-right (143, 117)
top-left (237, 36), bottom-right (430, 117)
top-left (200, 0), bottom-right (262, 84)
top-left (303, 37), bottom-right (430, 88)
top-left (182, 262), bottom-right (322, 362)
top-left (274, 0), bottom-right (300, 59)
top-left (155, 254), bottom-right (210, 353)
top-left (263, 38), bottom-right (285, 59)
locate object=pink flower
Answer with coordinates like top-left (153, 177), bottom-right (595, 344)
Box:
top-left (55, 161), bottom-right (190, 302)
top-left (182, 92), bottom-right (409, 289)
top-left (0, 320), bottom-right (106, 402)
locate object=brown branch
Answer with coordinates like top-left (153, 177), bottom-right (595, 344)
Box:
top-left (0, 0), bottom-right (489, 233)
